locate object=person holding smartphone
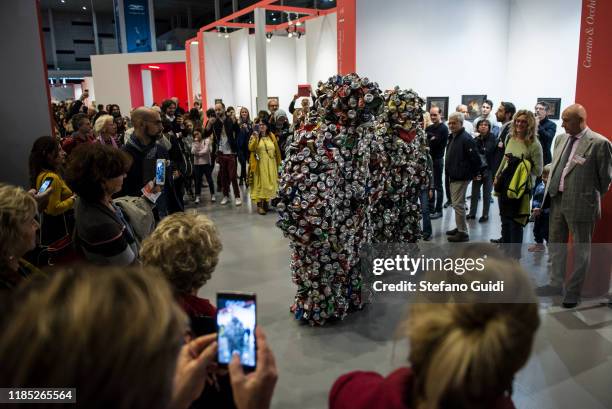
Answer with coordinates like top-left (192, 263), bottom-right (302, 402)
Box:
top-left (205, 102), bottom-right (242, 206)
top-left (29, 136), bottom-right (75, 246)
top-left (0, 265), bottom-right (278, 409)
top-left (236, 107), bottom-right (253, 187)
top-left (248, 119), bottom-right (282, 215)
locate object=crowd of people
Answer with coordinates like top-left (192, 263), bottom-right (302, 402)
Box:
top-left (0, 85), bottom-right (610, 407)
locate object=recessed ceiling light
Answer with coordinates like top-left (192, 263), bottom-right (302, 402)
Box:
top-left (82, 5), bottom-right (87, 10)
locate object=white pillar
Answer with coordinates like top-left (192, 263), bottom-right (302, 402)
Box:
top-left (254, 7), bottom-right (268, 112)
top-left (47, 9), bottom-right (58, 69)
top-left (148, 0), bottom-right (157, 51)
top-left (90, 0), bottom-right (100, 55)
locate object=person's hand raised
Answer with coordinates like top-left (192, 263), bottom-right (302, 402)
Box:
top-left (170, 333), bottom-right (218, 409)
top-left (229, 327), bottom-right (278, 409)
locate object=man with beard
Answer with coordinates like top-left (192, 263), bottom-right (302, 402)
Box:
top-left (121, 107), bottom-right (170, 217)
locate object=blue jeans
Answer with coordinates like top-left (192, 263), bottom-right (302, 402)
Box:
top-left (420, 189), bottom-right (432, 237)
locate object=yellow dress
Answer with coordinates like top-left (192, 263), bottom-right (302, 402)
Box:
top-left (250, 136), bottom-right (279, 201)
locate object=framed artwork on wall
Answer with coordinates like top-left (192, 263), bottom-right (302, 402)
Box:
top-left (461, 94), bottom-right (487, 122)
top-left (426, 97), bottom-right (449, 120)
top-left (537, 98), bottom-right (562, 120)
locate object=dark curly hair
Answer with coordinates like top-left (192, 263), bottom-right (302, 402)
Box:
top-left (28, 136), bottom-right (60, 189)
top-left (161, 99), bottom-right (176, 114)
top-left (65, 144), bottom-right (132, 202)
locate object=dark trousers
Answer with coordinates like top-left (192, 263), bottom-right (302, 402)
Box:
top-left (218, 154), bottom-right (240, 198)
top-left (238, 156), bottom-right (247, 184)
top-left (469, 171), bottom-right (493, 217)
top-left (194, 164), bottom-right (215, 196)
top-left (444, 172), bottom-right (451, 204)
top-left (533, 212), bottom-right (549, 244)
top-left (501, 215), bottom-right (524, 259)
top-left (429, 157), bottom-right (444, 212)
top-left (419, 188), bottom-right (432, 237)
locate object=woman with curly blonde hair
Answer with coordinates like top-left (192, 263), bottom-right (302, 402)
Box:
top-left (0, 184), bottom-right (43, 294)
top-left (140, 212), bottom-right (222, 318)
top-left (494, 109), bottom-right (543, 259)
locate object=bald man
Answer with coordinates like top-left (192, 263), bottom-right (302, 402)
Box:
top-left (121, 107), bottom-right (170, 208)
top-left (536, 104), bottom-right (612, 308)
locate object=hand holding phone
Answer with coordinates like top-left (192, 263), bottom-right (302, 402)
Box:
top-left (171, 333), bottom-right (218, 409)
top-left (155, 159), bottom-right (166, 185)
top-left (228, 327), bottom-right (278, 409)
top-left (217, 292), bottom-right (257, 370)
top-left (38, 177), bottom-right (54, 194)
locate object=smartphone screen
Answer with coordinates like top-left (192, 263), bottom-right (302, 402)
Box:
top-left (217, 292), bottom-right (256, 369)
top-left (155, 159), bottom-right (166, 185)
top-left (38, 177), bottom-right (53, 194)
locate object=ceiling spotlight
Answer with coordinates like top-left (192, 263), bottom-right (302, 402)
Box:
top-left (82, 5), bottom-right (87, 10)
top-left (60, 0), bottom-right (66, 3)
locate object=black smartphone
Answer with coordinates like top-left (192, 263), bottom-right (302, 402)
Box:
top-left (38, 176), bottom-right (53, 194)
top-left (216, 292), bottom-right (257, 370)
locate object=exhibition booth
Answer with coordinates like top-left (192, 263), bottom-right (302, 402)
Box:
top-left (185, 2), bottom-right (337, 120)
top-left (91, 50), bottom-right (186, 115)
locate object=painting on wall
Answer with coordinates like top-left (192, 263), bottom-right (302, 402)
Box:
top-left (537, 98), bottom-right (562, 120)
top-left (461, 94), bottom-right (487, 122)
top-left (426, 97), bottom-right (449, 120)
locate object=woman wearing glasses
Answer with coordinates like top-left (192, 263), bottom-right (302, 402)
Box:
top-left (494, 110), bottom-right (543, 259)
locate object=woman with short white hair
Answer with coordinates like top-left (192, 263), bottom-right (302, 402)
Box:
top-left (94, 114), bottom-right (118, 148)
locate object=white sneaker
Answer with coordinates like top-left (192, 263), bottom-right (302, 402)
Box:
top-left (235, 198), bottom-right (242, 206)
top-left (220, 196), bottom-right (229, 205)
top-left (211, 195), bottom-right (216, 203)
top-left (194, 197), bottom-right (200, 204)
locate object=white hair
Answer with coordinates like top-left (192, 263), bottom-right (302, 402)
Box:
top-left (448, 112), bottom-right (464, 124)
top-left (94, 114), bottom-right (114, 135)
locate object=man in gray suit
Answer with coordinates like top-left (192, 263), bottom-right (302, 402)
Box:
top-left (536, 104), bottom-right (612, 308)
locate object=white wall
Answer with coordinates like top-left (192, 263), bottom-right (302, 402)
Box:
top-left (506, 0), bottom-right (581, 126)
top-left (229, 29), bottom-right (253, 112)
top-left (91, 50), bottom-right (186, 113)
top-left (141, 69), bottom-right (154, 107)
top-left (357, 0), bottom-right (510, 115)
top-left (356, 0), bottom-right (581, 132)
top-left (203, 32), bottom-right (235, 109)
top-left (296, 37), bottom-right (308, 84)
top-left (267, 36), bottom-right (299, 118)
top-left (306, 13), bottom-right (337, 87)
top-left (189, 42), bottom-right (201, 100)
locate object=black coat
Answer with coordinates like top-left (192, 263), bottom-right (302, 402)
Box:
top-left (475, 132), bottom-right (498, 173)
top-left (425, 122), bottom-right (449, 159)
top-left (120, 135), bottom-right (169, 197)
top-left (204, 117), bottom-right (239, 156)
top-left (444, 129), bottom-right (482, 181)
top-left (537, 118), bottom-right (557, 165)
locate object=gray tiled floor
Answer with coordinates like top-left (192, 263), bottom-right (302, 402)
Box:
top-left (192, 185), bottom-right (612, 409)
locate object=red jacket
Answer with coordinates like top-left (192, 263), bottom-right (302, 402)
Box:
top-left (178, 294), bottom-right (216, 318)
top-left (329, 368), bottom-right (516, 409)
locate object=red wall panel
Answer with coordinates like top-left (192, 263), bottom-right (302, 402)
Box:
top-left (128, 64), bottom-right (145, 108)
top-left (574, 0), bottom-right (612, 295)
